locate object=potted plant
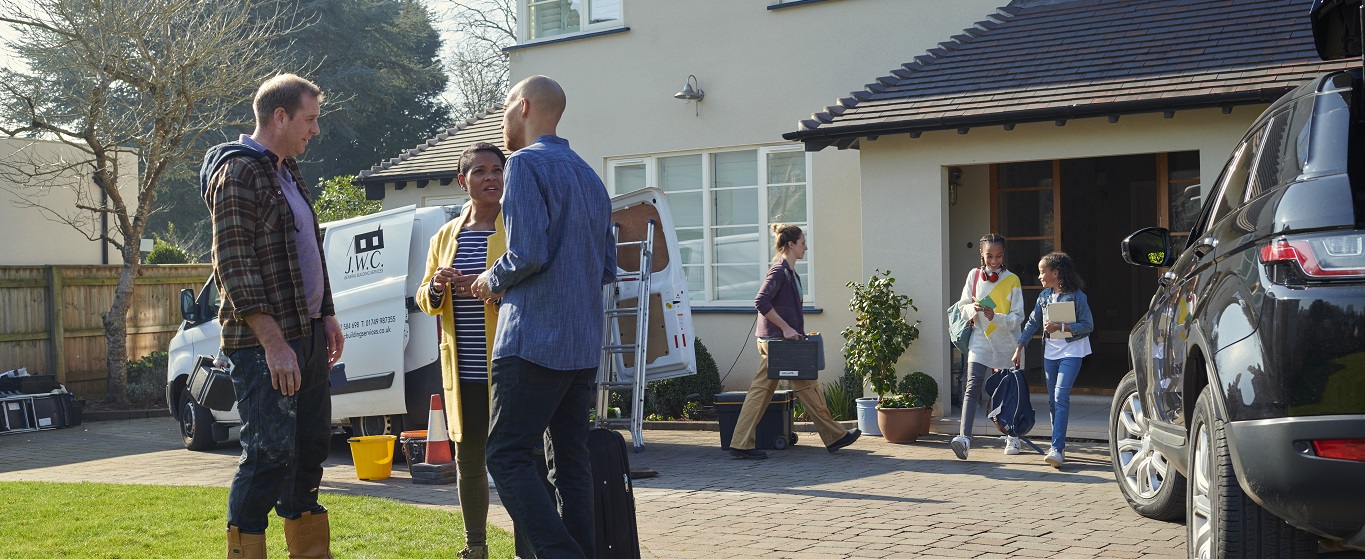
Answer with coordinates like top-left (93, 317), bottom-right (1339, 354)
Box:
top-left (875, 393), bottom-right (929, 443)
top-left (841, 269), bottom-right (921, 438)
top-left (898, 371), bottom-right (938, 435)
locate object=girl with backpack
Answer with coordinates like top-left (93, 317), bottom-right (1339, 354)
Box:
top-left (1013, 251), bottom-right (1094, 469)
top-left (949, 234), bottom-right (1025, 460)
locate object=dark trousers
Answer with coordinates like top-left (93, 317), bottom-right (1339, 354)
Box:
top-left (225, 319), bottom-right (331, 534)
top-left (486, 356), bottom-right (596, 559)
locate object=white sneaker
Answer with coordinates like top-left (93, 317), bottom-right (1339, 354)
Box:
top-left (1003, 436), bottom-right (1021, 455)
top-left (1045, 448), bottom-right (1064, 469)
top-left (950, 435), bottom-right (970, 460)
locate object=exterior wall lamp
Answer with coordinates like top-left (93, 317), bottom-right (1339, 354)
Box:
top-left (674, 75), bottom-right (704, 116)
top-left (948, 166), bottom-right (963, 206)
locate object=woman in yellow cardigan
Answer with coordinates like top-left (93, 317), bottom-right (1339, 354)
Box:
top-left (415, 142), bottom-right (506, 559)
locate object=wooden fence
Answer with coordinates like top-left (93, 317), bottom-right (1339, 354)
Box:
top-left (0, 264), bottom-right (213, 398)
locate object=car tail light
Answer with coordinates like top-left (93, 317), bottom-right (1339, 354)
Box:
top-left (1259, 234), bottom-right (1365, 278)
top-left (1312, 439), bottom-right (1365, 462)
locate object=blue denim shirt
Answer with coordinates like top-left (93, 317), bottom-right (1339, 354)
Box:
top-left (487, 135), bottom-right (617, 370)
top-left (1017, 288), bottom-right (1094, 345)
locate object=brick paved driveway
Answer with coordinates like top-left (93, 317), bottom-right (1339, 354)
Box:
top-left (0, 419), bottom-right (1185, 558)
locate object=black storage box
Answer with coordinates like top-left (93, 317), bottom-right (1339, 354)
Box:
top-left (189, 356), bottom-right (237, 412)
top-left (19, 375), bottom-right (59, 394)
top-left (765, 338), bottom-right (821, 380)
top-left (715, 390), bottom-right (796, 450)
top-left (30, 393), bottom-right (70, 429)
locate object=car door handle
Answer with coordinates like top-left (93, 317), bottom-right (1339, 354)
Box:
top-left (1192, 237), bottom-right (1218, 258)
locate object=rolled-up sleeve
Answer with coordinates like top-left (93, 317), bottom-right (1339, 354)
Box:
top-left (210, 162), bottom-right (271, 319)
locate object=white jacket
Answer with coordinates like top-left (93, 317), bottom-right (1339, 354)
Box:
top-left (954, 268), bottom-right (1025, 370)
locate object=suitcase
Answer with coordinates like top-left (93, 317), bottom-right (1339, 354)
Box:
top-left (589, 428), bottom-right (641, 559)
top-left (188, 356), bottom-right (237, 412)
top-left (714, 390), bottom-right (797, 450)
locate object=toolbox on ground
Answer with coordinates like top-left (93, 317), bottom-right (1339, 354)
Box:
top-left (715, 390), bottom-right (797, 450)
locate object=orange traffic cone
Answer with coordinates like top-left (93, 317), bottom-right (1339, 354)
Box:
top-left (423, 394), bottom-right (453, 465)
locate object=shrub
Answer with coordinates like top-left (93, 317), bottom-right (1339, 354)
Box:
top-left (145, 239), bottom-right (190, 264)
top-left (647, 339), bottom-right (722, 419)
top-left (125, 351), bottom-right (169, 409)
top-left (876, 393), bottom-right (925, 409)
top-left (823, 380), bottom-right (856, 421)
top-left (897, 371), bottom-right (938, 408)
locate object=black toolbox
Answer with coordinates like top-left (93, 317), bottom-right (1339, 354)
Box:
top-left (715, 390), bottom-right (797, 450)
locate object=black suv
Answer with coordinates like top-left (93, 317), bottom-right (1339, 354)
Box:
top-left (1110, 1), bottom-right (1365, 556)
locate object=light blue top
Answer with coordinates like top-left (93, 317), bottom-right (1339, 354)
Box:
top-left (1017, 287), bottom-right (1094, 346)
top-left (486, 135), bottom-right (617, 370)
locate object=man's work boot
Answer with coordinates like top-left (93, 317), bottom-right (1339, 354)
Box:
top-left (283, 511), bottom-right (334, 559)
top-left (227, 525), bottom-right (267, 559)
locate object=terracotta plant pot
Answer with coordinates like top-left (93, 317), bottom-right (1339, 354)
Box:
top-left (917, 407), bottom-right (933, 436)
top-left (876, 407), bottom-right (929, 443)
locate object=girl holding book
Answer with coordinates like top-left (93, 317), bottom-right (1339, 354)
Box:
top-left (949, 233), bottom-right (1025, 460)
top-left (1013, 251), bottom-right (1094, 469)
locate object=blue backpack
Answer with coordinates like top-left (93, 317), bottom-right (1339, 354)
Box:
top-left (984, 368), bottom-right (1045, 455)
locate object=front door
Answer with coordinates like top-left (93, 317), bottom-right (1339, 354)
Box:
top-left (993, 152), bottom-right (1200, 393)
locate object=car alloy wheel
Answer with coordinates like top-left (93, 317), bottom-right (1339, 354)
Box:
top-left (1189, 414), bottom-right (1213, 559)
top-left (1109, 371), bottom-right (1183, 520)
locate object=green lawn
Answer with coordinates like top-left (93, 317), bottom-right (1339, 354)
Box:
top-left (0, 482), bottom-right (514, 558)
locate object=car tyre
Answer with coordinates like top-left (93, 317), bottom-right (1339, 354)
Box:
top-left (1109, 371), bottom-right (1184, 520)
top-left (1187, 386), bottom-right (1316, 559)
top-left (179, 388), bottom-right (217, 451)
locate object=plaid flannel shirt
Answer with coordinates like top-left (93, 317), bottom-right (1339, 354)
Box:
top-left (208, 153), bottom-right (334, 350)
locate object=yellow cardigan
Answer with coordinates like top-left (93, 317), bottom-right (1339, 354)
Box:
top-left (415, 205), bottom-right (505, 443)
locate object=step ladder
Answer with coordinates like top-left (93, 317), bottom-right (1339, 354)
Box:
top-left (595, 220), bottom-right (655, 452)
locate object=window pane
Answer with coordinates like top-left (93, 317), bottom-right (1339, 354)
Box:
top-left (713, 225), bottom-right (760, 264)
top-left (713, 187), bottom-right (758, 226)
top-left (767, 151), bottom-right (806, 184)
top-left (676, 228), bottom-right (703, 266)
top-left (588, 0), bottom-right (620, 24)
top-left (669, 191), bottom-right (702, 228)
top-left (1209, 141), bottom-right (1253, 226)
top-left (659, 154), bottom-right (701, 192)
top-left (768, 184), bottom-right (806, 223)
top-left (714, 264), bottom-right (766, 301)
top-left (683, 265), bottom-right (703, 302)
top-left (999, 161), bottom-right (1053, 189)
top-left (1248, 111), bottom-right (1292, 202)
top-left (997, 190), bottom-right (1054, 238)
top-left (714, 150), bottom-right (757, 188)
top-left (1168, 151), bottom-right (1201, 234)
top-left (528, 0), bottom-right (579, 39)
top-left (614, 163), bottom-right (645, 194)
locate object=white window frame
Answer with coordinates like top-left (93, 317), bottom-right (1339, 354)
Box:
top-left (607, 144), bottom-right (814, 307)
top-left (519, 0), bottom-right (626, 43)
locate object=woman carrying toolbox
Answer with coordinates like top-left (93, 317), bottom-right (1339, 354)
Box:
top-left (949, 234), bottom-right (1025, 461)
top-left (728, 224), bottom-right (861, 460)
top-left (1013, 251), bottom-right (1094, 469)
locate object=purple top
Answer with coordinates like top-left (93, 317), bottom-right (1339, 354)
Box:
top-left (241, 135), bottom-right (324, 318)
top-left (754, 259), bottom-right (803, 338)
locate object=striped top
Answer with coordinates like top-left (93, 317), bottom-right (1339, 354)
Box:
top-left (452, 228), bottom-right (495, 383)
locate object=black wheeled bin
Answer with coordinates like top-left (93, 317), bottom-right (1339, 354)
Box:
top-left (715, 390), bottom-right (798, 450)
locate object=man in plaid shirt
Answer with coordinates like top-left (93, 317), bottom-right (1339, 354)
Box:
top-left (201, 74), bottom-right (344, 559)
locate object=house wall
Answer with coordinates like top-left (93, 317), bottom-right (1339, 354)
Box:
top-left (861, 107), bottom-right (1260, 411)
top-left (0, 138), bottom-right (135, 265)
top-left (508, 0), bottom-right (1003, 394)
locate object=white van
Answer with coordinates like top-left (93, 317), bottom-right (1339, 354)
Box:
top-left (168, 189), bottom-right (694, 451)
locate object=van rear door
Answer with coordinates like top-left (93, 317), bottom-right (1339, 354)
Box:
top-left (322, 206), bottom-right (416, 420)
top-left (609, 188), bottom-right (697, 381)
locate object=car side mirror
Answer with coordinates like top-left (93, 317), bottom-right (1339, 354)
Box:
top-left (180, 288), bottom-right (197, 323)
top-left (1122, 227), bottom-right (1174, 268)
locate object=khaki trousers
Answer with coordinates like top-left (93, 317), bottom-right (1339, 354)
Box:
top-left (731, 340), bottom-right (848, 450)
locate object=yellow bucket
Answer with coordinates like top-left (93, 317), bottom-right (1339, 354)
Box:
top-left (347, 435), bottom-right (397, 480)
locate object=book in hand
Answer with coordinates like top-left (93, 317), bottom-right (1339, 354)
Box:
top-left (1045, 301), bottom-right (1076, 339)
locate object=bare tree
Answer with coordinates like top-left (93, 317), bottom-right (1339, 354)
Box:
top-left (0, 0), bottom-right (303, 404)
top-left (440, 0), bottom-right (515, 120)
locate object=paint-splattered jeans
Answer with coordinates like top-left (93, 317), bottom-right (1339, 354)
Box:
top-left (225, 319), bottom-right (331, 534)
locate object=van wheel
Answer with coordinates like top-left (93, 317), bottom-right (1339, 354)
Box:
top-left (1109, 371), bottom-right (1183, 520)
top-left (179, 388), bottom-right (216, 451)
top-left (1187, 386), bottom-right (1315, 558)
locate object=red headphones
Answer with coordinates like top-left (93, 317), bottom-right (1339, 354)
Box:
top-left (981, 267), bottom-right (1000, 283)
